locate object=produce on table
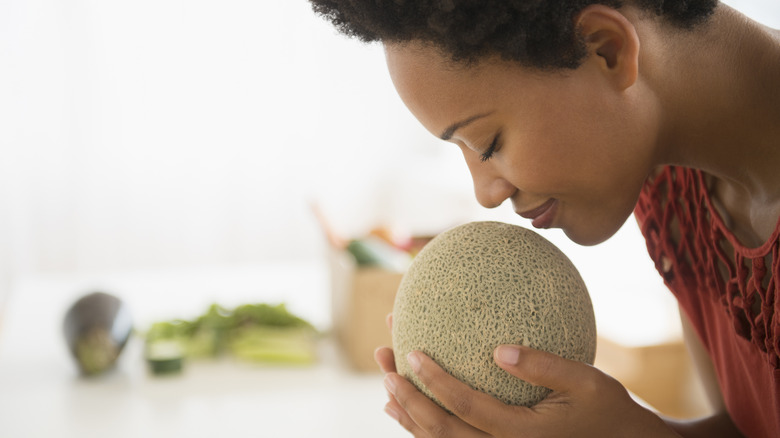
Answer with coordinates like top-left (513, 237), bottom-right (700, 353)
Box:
top-left (392, 221), bottom-right (597, 410)
top-left (63, 291), bottom-right (133, 376)
top-left (311, 202), bottom-right (423, 267)
top-left (145, 339), bottom-right (185, 375)
top-left (346, 237), bottom-right (412, 272)
top-left (144, 302), bottom-right (318, 375)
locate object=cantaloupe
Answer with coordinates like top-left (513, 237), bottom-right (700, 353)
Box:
top-left (392, 221), bottom-right (596, 408)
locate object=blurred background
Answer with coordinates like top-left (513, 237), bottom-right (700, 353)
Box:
top-left (0, 0), bottom-right (778, 436)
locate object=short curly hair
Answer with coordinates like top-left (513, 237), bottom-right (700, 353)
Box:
top-left (309, 0), bottom-right (718, 69)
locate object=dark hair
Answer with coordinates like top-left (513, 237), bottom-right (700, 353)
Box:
top-left (309, 0), bottom-right (718, 69)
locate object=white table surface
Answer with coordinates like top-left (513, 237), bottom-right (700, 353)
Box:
top-left (0, 262), bottom-right (407, 438)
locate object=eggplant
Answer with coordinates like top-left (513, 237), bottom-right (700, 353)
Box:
top-left (62, 291), bottom-right (133, 376)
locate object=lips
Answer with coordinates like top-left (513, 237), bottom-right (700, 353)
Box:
top-left (518, 199), bottom-right (558, 229)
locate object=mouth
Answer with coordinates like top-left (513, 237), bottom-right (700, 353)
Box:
top-left (518, 199), bottom-right (558, 229)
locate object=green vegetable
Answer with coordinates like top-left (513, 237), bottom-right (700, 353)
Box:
top-left (145, 340), bottom-right (185, 375)
top-left (63, 291), bottom-right (133, 376)
top-left (229, 326), bottom-right (317, 364)
top-left (346, 237), bottom-right (412, 271)
top-left (144, 302), bottom-right (318, 374)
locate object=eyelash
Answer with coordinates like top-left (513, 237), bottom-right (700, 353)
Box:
top-left (480, 133), bottom-right (501, 162)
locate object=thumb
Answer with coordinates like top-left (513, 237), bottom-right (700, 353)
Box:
top-left (493, 345), bottom-right (592, 393)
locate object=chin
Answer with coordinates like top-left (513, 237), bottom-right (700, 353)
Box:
top-left (561, 201), bottom-right (637, 246)
top-left (562, 222), bottom-right (623, 247)
top-left (563, 230), bottom-right (610, 246)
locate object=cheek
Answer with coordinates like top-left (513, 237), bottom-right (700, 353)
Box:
top-left (504, 116), bottom-right (647, 213)
top-left (501, 74), bottom-right (654, 198)
top-left (523, 97), bottom-right (639, 184)
top-left (503, 125), bottom-right (595, 193)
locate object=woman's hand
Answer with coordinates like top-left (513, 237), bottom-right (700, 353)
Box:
top-left (375, 316), bottom-right (680, 437)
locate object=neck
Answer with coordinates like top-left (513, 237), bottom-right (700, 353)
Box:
top-left (649, 4), bottom-right (780, 200)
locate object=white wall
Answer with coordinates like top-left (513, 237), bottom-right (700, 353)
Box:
top-left (0, 0), bottom-right (456, 273)
top-left (0, 0), bottom-right (777, 343)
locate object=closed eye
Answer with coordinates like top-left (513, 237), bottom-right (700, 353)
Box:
top-left (480, 132), bottom-right (501, 162)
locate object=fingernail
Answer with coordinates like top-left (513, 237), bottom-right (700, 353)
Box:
top-left (384, 374), bottom-right (397, 395)
top-left (496, 345), bottom-right (521, 365)
top-left (407, 351), bottom-right (422, 374)
top-left (385, 405), bottom-right (401, 422)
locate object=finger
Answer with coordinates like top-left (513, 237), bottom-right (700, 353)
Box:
top-left (408, 351), bottom-right (522, 434)
top-left (384, 399), bottom-right (427, 437)
top-left (386, 313), bottom-right (393, 330)
top-left (375, 346), bottom-right (397, 374)
top-left (375, 347), bottom-right (401, 407)
top-left (385, 372), bottom-right (490, 437)
top-left (494, 345), bottom-right (593, 394)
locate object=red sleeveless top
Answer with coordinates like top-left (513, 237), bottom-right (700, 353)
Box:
top-left (634, 166), bottom-right (780, 437)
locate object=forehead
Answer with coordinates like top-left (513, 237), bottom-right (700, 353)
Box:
top-left (384, 43), bottom-right (514, 133)
top-left (384, 43), bottom-right (494, 96)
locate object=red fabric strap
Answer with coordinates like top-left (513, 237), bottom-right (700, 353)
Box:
top-left (634, 166), bottom-right (780, 437)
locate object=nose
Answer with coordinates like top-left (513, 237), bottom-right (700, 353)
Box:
top-left (463, 153), bottom-right (516, 209)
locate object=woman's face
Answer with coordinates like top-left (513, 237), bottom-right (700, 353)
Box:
top-left (385, 43), bottom-right (660, 246)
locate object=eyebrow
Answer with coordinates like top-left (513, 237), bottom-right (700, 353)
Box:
top-left (439, 112), bottom-right (493, 140)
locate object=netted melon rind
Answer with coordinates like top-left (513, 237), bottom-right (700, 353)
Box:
top-left (392, 221), bottom-right (597, 409)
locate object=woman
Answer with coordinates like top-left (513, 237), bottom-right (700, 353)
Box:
top-left (309, 1), bottom-right (780, 436)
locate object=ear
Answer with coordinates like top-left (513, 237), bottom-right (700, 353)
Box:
top-left (575, 5), bottom-right (640, 91)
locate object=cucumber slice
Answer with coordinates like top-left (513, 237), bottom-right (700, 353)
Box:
top-left (146, 340), bottom-right (184, 375)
